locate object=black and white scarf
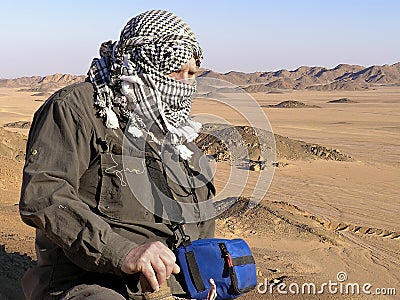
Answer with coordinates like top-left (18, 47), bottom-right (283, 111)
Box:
top-left (87, 10), bottom-right (203, 160)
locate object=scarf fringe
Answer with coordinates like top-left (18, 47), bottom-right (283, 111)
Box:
top-left (119, 75), bottom-right (201, 160)
top-left (127, 125), bottom-right (144, 137)
top-left (105, 107), bottom-right (120, 129)
top-left (176, 144), bottom-right (194, 160)
top-left (120, 74), bottom-right (144, 85)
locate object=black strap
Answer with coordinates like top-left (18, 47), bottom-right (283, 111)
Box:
top-left (145, 151), bottom-right (190, 247)
top-left (185, 251), bottom-right (206, 293)
top-left (145, 143), bottom-right (213, 247)
top-left (231, 255), bottom-right (255, 266)
top-left (146, 155), bottom-right (185, 224)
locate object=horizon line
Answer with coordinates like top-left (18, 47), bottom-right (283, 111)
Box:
top-left (1, 61), bottom-right (399, 80)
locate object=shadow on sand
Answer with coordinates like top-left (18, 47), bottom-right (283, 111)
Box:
top-left (0, 244), bottom-right (36, 300)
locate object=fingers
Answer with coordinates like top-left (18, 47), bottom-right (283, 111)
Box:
top-left (154, 257), bottom-right (168, 288)
top-left (160, 245), bottom-right (179, 277)
top-left (142, 263), bottom-right (160, 291)
top-left (121, 241), bottom-right (180, 291)
top-left (143, 251), bottom-right (177, 290)
top-left (172, 263), bottom-right (180, 274)
top-left (158, 245), bottom-right (176, 263)
top-left (160, 254), bottom-right (179, 279)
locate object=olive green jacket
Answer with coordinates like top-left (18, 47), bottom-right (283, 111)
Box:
top-left (19, 82), bottom-right (215, 299)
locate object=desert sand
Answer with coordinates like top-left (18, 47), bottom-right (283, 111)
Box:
top-left (0, 84), bottom-right (399, 299)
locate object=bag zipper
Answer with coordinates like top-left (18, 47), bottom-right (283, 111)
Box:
top-left (219, 243), bottom-right (233, 267)
top-left (219, 243), bottom-right (242, 294)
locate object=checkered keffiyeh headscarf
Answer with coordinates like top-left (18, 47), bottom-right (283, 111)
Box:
top-left (87, 10), bottom-right (203, 160)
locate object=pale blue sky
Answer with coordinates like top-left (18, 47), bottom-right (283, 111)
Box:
top-left (0, 0), bottom-right (399, 78)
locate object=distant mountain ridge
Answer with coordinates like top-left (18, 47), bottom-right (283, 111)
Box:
top-left (198, 62), bottom-right (400, 91)
top-left (0, 74), bottom-right (86, 91)
top-left (1, 63), bottom-right (399, 92)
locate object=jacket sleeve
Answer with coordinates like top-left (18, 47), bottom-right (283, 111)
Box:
top-left (19, 96), bottom-right (136, 275)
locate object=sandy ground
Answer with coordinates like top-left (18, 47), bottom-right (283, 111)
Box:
top-left (0, 86), bottom-right (399, 299)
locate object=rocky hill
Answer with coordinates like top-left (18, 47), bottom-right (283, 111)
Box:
top-left (268, 100), bottom-right (321, 108)
top-left (195, 123), bottom-right (353, 163)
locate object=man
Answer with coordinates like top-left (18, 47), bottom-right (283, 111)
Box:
top-left (19, 10), bottom-right (215, 299)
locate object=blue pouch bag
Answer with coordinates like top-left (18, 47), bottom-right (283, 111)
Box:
top-left (175, 237), bottom-right (257, 299)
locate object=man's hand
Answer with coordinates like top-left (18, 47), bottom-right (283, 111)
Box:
top-left (121, 241), bottom-right (180, 291)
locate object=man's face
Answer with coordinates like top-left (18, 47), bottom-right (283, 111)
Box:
top-left (166, 57), bottom-right (198, 85)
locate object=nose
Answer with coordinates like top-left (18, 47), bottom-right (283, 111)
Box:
top-left (175, 71), bottom-right (195, 85)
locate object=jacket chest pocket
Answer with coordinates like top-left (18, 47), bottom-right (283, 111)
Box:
top-left (98, 142), bottom-right (155, 222)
